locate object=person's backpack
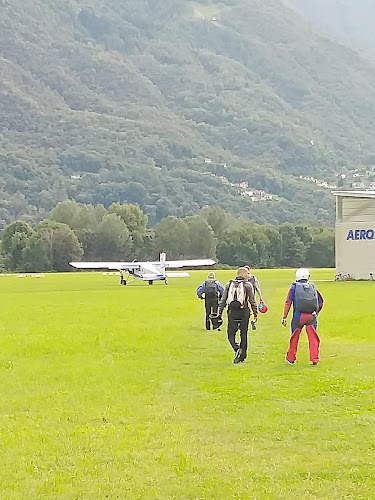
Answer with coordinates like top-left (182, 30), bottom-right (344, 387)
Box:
top-left (294, 282), bottom-right (318, 313)
top-left (227, 280), bottom-right (246, 310)
top-left (205, 279), bottom-right (218, 300)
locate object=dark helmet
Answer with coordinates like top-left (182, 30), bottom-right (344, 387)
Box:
top-left (210, 313), bottom-right (223, 330)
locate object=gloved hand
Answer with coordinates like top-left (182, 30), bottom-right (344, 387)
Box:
top-left (281, 318), bottom-right (287, 327)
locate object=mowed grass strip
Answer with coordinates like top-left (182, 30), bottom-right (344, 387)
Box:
top-left (0, 270), bottom-right (374, 499)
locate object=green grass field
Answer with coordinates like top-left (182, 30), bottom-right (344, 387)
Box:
top-left (0, 269), bottom-right (374, 499)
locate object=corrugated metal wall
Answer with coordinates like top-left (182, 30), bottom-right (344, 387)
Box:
top-left (341, 197), bottom-right (375, 223)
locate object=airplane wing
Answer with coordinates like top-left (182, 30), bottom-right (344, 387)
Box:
top-left (165, 259), bottom-right (216, 269)
top-left (70, 258), bottom-right (215, 271)
top-left (165, 272), bottom-right (190, 278)
top-left (141, 262), bottom-right (162, 275)
top-left (69, 261), bottom-right (141, 270)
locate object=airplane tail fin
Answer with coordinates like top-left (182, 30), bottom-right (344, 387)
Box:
top-left (160, 252), bottom-right (166, 273)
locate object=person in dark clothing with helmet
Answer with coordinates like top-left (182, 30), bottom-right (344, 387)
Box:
top-left (218, 267), bottom-right (258, 363)
top-left (197, 272), bottom-right (224, 330)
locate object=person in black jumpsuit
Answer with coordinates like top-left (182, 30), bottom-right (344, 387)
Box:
top-left (218, 267), bottom-right (258, 363)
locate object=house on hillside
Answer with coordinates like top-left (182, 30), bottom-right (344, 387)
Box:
top-left (352, 181), bottom-right (366, 189)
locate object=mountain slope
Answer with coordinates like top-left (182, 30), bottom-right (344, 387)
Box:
top-left (2, 0), bottom-right (375, 227)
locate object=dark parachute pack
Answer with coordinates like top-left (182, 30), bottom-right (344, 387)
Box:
top-left (294, 282), bottom-right (318, 313)
top-left (204, 279), bottom-right (218, 300)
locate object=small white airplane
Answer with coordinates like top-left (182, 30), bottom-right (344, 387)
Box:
top-left (69, 252), bottom-right (215, 285)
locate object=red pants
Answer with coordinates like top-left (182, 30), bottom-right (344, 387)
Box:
top-left (286, 313), bottom-right (320, 363)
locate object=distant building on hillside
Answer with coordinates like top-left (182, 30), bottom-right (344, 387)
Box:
top-left (352, 181), bottom-right (366, 189)
top-left (333, 190), bottom-right (375, 279)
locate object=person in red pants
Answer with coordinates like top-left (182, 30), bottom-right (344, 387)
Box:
top-left (281, 268), bottom-right (324, 365)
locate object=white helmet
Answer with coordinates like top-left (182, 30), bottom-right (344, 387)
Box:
top-left (295, 268), bottom-right (310, 281)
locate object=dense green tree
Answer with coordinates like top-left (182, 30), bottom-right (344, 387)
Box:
top-left (216, 224), bottom-right (261, 267)
top-left (36, 220), bottom-right (83, 272)
top-left (278, 224), bottom-right (307, 268)
top-left (133, 230), bottom-right (157, 260)
top-left (92, 214), bottom-right (133, 260)
top-left (295, 225), bottom-right (313, 247)
top-left (50, 201), bottom-right (107, 258)
top-left (0, 251), bottom-right (5, 273)
top-left (1, 221), bottom-right (33, 270)
top-left (71, 204), bottom-right (107, 233)
top-left (71, 205), bottom-right (107, 257)
top-left (251, 227), bottom-right (273, 268)
top-left (306, 229), bottom-right (335, 268)
top-left (154, 216), bottom-right (190, 259)
top-left (199, 206), bottom-right (237, 238)
top-left (21, 233), bottom-right (50, 272)
top-left (2, 221), bottom-right (33, 254)
top-left (108, 203), bottom-right (148, 235)
top-left (183, 216), bottom-right (216, 259)
top-left (263, 226), bottom-right (283, 267)
top-left (49, 201), bottom-right (82, 227)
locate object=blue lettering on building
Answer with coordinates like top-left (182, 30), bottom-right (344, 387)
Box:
top-left (347, 229), bottom-right (375, 240)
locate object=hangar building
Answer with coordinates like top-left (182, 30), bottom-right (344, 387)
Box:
top-left (333, 190), bottom-right (375, 280)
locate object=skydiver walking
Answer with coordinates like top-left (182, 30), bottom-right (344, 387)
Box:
top-left (218, 267), bottom-right (258, 363)
top-left (197, 272), bottom-right (224, 330)
top-left (282, 268), bottom-right (324, 365)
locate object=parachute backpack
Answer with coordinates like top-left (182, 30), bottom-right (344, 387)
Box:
top-left (294, 282), bottom-right (318, 313)
top-left (204, 279), bottom-right (218, 300)
top-left (227, 280), bottom-right (246, 310)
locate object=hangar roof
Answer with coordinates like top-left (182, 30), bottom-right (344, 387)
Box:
top-left (332, 190), bottom-right (375, 199)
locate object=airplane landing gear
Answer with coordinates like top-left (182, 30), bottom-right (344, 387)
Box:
top-left (164, 279), bottom-right (168, 285)
top-left (120, 270), bottom-right (127, 285)
top-left (148, 280), bottom-right (154, 285)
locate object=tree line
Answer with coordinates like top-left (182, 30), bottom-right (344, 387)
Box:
top-left (0, 201), bottom-right (334, 272)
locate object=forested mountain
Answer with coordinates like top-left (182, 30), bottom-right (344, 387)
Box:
top-left (2, 0), bottom-right (375, 228)
top-left (283, 0), bottom-right (375, 53)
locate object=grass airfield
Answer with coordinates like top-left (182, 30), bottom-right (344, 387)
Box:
top-left (0, 269), bottom-right (374, 499)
